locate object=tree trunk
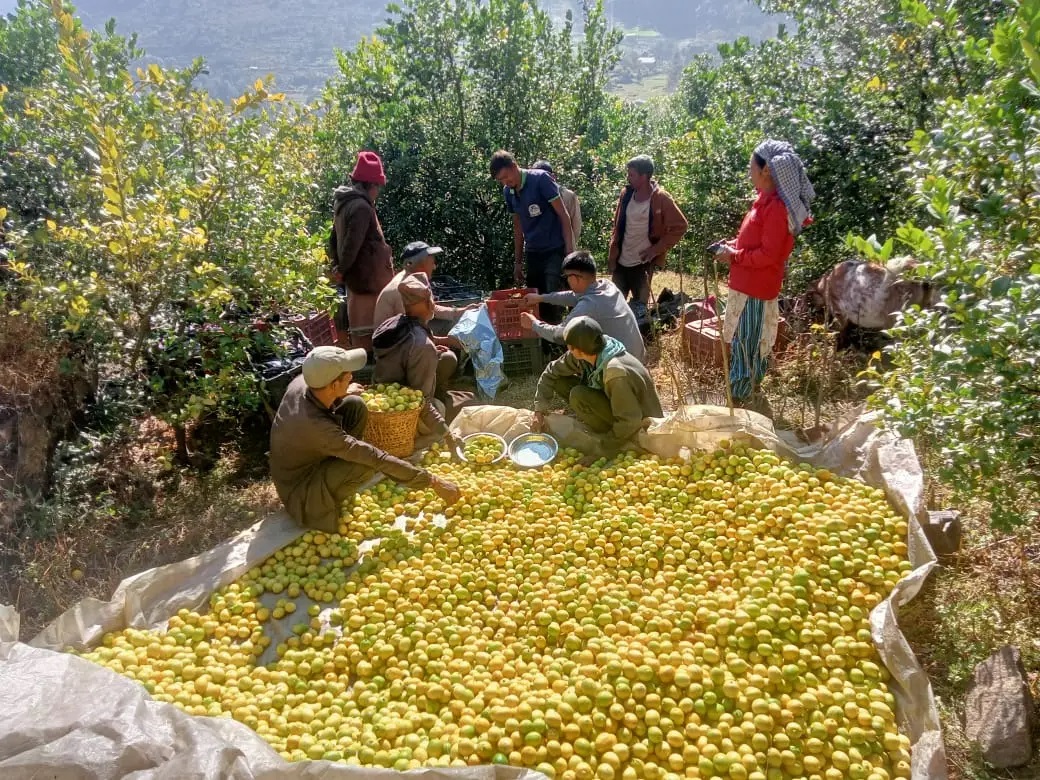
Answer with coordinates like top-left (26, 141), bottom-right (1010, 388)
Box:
top-left (14, 405), bottom-right (53, 497)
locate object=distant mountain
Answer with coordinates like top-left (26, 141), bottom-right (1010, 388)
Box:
top-left (4, 0), bottom-right (783, 101)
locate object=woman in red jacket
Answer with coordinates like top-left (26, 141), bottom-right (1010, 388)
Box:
top-left (715, 140), bottom-right (814, 407)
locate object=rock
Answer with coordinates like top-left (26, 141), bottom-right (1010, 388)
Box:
top-left (924, 509), bottom-right (962, 556)
top-left (964, 645), bottom-right (1035, 768)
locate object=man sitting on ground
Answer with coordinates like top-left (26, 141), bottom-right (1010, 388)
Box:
top-left (373, 274), bottom-right (472, 447)
top-left (520, 250), bottom-right (646, 362)
top-left (372, 241), bottom-right (474, 335)
top-left (532, 316), bottom-right (662, 454)
top-left (270, 346), bottom-right (460, 532)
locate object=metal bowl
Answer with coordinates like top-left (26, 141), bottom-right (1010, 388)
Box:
top-left (455, 432), bottom-right (508, 465)
top-left (508, 433), bottom-right (559, 468)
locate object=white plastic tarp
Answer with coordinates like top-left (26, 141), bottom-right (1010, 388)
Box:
top-left (0, 405), bottom-right (945, 779)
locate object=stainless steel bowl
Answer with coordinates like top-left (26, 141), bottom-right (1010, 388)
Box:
top-left (455, 432), bottom-right (508, 465)
top-left (508, 433), bottom-right (559, 468)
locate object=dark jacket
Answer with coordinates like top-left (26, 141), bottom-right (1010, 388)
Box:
top-left (372, 315), bottom-right (448, 437)
top-left (269, 375), bottom-right (430, 528)
top-left (333, 185), bottom-right (394, 295)
top-left (608, 181), bottom-right (689, 271)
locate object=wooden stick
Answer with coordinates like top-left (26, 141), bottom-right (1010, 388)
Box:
top-left (674, 246), bottom-right (688, 409)
top-left (814, 331), bottom-right (829, 430)
top-left (710, 254), bottom-right (735, 416)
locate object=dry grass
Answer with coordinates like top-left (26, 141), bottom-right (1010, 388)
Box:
top-left (653, 268), bottom-right (724, 302)
top-left (0, 417), bottom-right (280, 641)
top-left (0, 311), bottom-right (59, 404)
top-left (898, 483), bottom-right (1040, 780)
top-left (647, 277), bottom-right (868, 433)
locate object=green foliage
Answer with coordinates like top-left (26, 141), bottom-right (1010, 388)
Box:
top-left (3, 0), bottom-right (332, 427)
top-left (319, 0), bottom-right (637, 288)
top-left (661, 0), bottom-right (1008, 287)
top-left (0, 1), bottom-right (141, 226)
top-left (867, 0), bottom-right (1040, 528)
top-left (0, 0), bottom-right (62, 93)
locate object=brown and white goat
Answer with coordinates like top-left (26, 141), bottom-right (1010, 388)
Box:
top-left (809, 258), bottom-right (939, 344)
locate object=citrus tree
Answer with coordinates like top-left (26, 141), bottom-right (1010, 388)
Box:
top-left (4, 0), bottom-right (333, 432)
top-left (660, 0), bottom-right (1008, 286)
top-left (319, 0), bottom-right (635, 288)
top-left (868, 0), bottom-right (1040, 528)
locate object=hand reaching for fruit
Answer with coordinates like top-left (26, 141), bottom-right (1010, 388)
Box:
top-left (429, 475), bottom-right (460, 506)
top-left (531, 411), bottom-right (546, 433)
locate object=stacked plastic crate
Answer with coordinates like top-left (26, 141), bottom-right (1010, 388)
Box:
top-left (486, 288), bottom-right (545, 377)
top-left (681, 297), bottom-right (793, 368)
top-left (429, 276), bottom-right (484, 338)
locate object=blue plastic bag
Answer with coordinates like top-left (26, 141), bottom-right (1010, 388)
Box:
top-left (449, 305), bottom-right (506, 399)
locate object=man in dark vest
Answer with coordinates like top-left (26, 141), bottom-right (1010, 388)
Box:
top-left (332, 151), bottom-right (394, 350)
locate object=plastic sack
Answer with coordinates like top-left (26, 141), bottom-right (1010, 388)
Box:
top-left (448, 305), bottom-right (505, 399)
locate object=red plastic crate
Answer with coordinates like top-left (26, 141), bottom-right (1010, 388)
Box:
top-left (486, 287), bottom-right (537, 340)
top-left (288, 312), bottom-right (338, 347)
top-left (683, 315), bottom-right (793, 367)
top-left (681, 295), bottom-right (719, 326)
top-left (682, 316), bottom-right (726, 367)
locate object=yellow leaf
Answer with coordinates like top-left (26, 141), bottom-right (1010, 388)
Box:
top-left (0, 207), bottom-right (6, 221)
top-left (46, 219), bottom-right (57, 231)
top-left (178, 207), bottom-right (190, 220)
top-left (148, 63), bottom-right (165, 84)
top-left (865, 75), bottom-right (883, 91)
top-left (254, 79), bottom-right (264, 91)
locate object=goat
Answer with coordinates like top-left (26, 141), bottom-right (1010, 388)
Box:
top-left (809, 257), bottom-right (939, 347)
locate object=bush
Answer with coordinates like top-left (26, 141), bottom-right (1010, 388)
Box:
top-left (867, 0), bottom-right (1040, 528)
top-left (3, 3), bottom-right (333, 435)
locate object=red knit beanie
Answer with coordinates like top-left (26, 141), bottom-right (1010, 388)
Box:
top-left (350, 151), bottom-right (387, 186)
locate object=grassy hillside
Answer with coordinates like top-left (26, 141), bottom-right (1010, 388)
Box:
top-left (50, 0), bottom-right (782, 101)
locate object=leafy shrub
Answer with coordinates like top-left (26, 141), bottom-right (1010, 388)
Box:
top-left (867, 0), bottom-right (1040, 528)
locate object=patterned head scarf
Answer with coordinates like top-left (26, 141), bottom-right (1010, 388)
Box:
top-left (754, 140), bottom-right (815, 237)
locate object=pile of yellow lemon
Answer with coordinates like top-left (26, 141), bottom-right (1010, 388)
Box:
top-left (361, 383), bottom-right (424, 413)
top-left (462, 434), bottom-right (505, 464)
top-left (77, 442), bottom-right (914, 780)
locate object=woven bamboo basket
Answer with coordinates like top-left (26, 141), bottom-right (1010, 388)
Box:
top-left (363, 406), bottom-right (422, 458)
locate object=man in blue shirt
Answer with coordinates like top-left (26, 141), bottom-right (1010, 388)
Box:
top-left (490, 150), bottom-right (574, 323)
